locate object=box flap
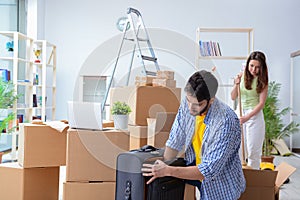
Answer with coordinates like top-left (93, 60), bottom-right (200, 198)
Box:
top-left (243, 168), bottom-right (278, 187)
top-left (275, 162), bottom-right (296, 187)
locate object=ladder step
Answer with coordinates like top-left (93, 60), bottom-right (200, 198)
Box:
top-left (141, 55), bottom-right (157, 62)
top-left (145, 71), bottom-right (157, 76)
top-left (124, 37), bottom-right (149, 42)
top-left (124, 37), bottom-right (135, 41)
top-left (137, 37), bottom-right (149, 42)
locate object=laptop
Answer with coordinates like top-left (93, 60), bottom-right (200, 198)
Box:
top-left (67, 101), bottom-right (103, 130)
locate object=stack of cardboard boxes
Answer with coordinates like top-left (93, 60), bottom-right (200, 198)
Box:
top-left (112, 70), bottom-right (181, 150)
top-left (63, 128), bottom-right (130, 200)
top-left (0, 123), bottom-right (67, 200)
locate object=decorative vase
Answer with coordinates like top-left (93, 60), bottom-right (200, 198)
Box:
top-left (113, 114), bottom-right (129, 130)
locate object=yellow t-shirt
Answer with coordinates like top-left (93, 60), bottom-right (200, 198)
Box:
top-left (192, 115), bottom-right (206, 165)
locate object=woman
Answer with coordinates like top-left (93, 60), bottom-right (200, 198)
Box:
top-left (231, 51), bottom-right (269, 169)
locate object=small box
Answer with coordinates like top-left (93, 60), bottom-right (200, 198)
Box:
top-left (66, 129), bottom-right (129, 182)
top-left (103, 120), bottom-right (114, 128)
top-left (128, 125), bottom-right (148, 150)
top-left (152, 78), bottom-right (176, 88)
top-left (0, 162), bottom-right (59, 200)
top-left (63, 182), bottom-right (115, 200)
top-left (18, 123), bottom-right (67, 168)
top-left (110, 86), bottom-right (181, 126)
top-left (157, 70), bottom-right (175, 80)
top-left (239, 162), bottom-right (296, 200)
top-left (135, 75), bottom-right (156, 86)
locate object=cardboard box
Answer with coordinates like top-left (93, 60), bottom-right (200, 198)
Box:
top-left (110, 86), bottom-right (181, 126)
top-left (239, 162), bottom-right (296, 200)
top-left (157, 70), bottom-right (175, 79)
top-left (135, 75), bottom-right (156, 86)
top-left (147, 112), bottom-right (177, 148)
top-left (18, 123), bottom-right (67, 168)
top-left (128, 125), bottom-right (148, 150)
top-left (66, 129), bottom-right (129, 182)
top-left (0, 162), bottom-right (59, 200)
top-left (184, 184), bottom-right (196, 200)
top-left (63, 182), bottom-right (115, 200)
top-left (102, 120), bottom-right (114, 128)
top-left (152, 78), bottom-right (176, 87)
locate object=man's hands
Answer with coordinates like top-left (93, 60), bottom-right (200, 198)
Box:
top-left (142, 160), bottom-right (169, 184)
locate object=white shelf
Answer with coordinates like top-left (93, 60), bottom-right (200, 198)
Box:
top-left (196, 27), bottom-right (254, 109)
top-left (0, 32), bottom-right (57, 160)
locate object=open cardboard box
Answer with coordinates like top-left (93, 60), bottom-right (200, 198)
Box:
top-left (239, 162), bottom-right (296, 200)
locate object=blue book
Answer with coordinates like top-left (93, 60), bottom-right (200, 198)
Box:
top-left (0, 69), bottom-right (10, 82)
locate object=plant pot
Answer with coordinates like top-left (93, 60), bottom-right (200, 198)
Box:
top-left (261, 155), bottom-right (275, 163)
top-left (113, 114), bottom-right (129, 130)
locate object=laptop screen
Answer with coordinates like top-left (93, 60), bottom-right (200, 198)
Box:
top-left (67, 101), bottom-right (103, 130)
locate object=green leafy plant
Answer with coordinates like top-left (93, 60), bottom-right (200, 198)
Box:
top-left (263, 81), bottom-right (300, 156)
top-left (0, 80), bottom-right (20, 134)
top-left (111, 101), bottom-right (132, 115)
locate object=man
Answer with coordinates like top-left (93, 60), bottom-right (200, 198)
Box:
top-left (142, 70), bottom-right (246, 200)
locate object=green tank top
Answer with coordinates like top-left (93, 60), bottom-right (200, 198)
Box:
top-left (240, 74), bottom-right (259, 109)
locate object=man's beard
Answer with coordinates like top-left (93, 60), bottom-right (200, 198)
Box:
top-left (190, 100), bottom-right (209, 116)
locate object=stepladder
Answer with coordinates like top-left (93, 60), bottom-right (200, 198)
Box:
top-left (102, 7), bottom-right (160, 112)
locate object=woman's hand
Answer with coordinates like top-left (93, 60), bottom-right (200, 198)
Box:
top-left (142, 160), bottom-right (168, 184)
top-left (234, 73), bottom-right (242, 85)
top-left (240, 115), bottom-right (250, 124)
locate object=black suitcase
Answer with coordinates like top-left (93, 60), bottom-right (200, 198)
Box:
top-left (146, 158), bottom-right (186, 200)
top-left (115, 145), bottom-right (186, 200)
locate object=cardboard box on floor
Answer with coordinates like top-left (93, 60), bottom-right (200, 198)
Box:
top-left (128, 125), bottom-right (148, 150)
top-left (239, 162), bottom-right (296, 200)
top-left (18, 123), bottom-right (67, 168)
top-left (66, 129), bottom-right (129, 182)
top-left (63, 182), bottom-right (115, 200)
top-left (110, 86), bottom-right (181, 126)
top-left (0, 162), bottom-right (59, 200)
top-left (147, 112), bottom-right (177, 148)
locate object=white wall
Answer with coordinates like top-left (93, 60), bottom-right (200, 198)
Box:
top-left (40, 1), bottom-right (300, 126)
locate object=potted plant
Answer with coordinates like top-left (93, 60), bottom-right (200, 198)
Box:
top-left (111, 101), bottom-right (131, 130)
top-left (262, 81), bottom-right (300, 161)
top-left (0, 80), bottom-right (20, 163)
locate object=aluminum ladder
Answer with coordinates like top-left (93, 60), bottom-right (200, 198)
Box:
top-left (102, 7), bottom-right (160, 112)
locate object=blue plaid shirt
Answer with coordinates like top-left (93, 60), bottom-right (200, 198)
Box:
top-left (166, 98), bottom-right (246, 200)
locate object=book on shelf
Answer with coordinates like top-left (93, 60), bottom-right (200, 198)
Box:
top-left (0, 69), bottom-right (11, 82)
top-left (199, 40), bottom-right (222, 57)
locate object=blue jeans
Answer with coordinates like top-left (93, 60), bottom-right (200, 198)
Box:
top-left (185, 160), bottom-right (202, 191)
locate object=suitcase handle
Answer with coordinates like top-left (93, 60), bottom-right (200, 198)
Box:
top-left (138, 145), bottom-right (158, 152)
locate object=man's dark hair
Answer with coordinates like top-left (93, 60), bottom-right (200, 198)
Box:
top-left (184, 70), bottom-right (218, 102)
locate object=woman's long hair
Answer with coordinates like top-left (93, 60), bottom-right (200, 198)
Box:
top-left (244, 51), bottom-right (269, 93)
